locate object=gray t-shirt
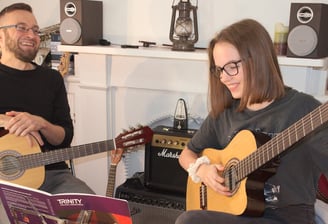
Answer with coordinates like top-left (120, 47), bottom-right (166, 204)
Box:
top-left (188, 87), bottom-right (328, 208)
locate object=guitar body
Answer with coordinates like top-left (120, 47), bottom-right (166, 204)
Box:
top-left (0, 132), bottom-right (44, 189)
top-left (187, 130), bottom-right (276, 216)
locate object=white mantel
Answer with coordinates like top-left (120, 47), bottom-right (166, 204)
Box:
top-left (59, 44), bottom-right (328, 195)
top-left (59, 45), bottom-right (328, 68)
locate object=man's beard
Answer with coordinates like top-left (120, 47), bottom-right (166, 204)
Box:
top-left (4, 32), bottom-right (39, 62)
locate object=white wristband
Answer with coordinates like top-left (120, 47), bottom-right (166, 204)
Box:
top-left (187, 156), bottom-right (210, 183)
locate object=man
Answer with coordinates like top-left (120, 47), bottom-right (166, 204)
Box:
top-left (0, 3), bottom-right (94, 194)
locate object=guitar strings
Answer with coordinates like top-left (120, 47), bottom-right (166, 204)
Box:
top-left (0, 140), bottom-right (114, 176)
top-left (239, 103), bottom-right (328, 181)
top-left (225, 102), bottom-right (328, 185)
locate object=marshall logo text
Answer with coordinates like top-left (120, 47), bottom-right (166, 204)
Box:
top-left (157, 148), bottom-right (180, 159)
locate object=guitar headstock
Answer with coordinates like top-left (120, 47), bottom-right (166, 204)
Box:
top-left (110, 148), bottom-right (124, 164)
top-left (115, 125), bottom-right (153, 149)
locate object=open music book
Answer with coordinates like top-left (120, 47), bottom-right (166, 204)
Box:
top-left (0, 180), bottom-right (132, 224)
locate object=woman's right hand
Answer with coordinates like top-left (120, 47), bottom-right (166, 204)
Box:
top-left (197, 163), bottom-right (233, 196)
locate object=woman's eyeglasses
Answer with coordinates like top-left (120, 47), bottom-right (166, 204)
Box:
top-left (211, 60), bottom-right (242, 78)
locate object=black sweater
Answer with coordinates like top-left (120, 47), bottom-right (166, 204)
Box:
top-left (0, 63), bottom-right (73, 170)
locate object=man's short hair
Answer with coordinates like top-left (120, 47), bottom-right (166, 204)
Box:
top-left (0, 3), bottom-right (32, 18)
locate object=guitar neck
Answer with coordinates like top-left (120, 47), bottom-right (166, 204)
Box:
top-left (106, 164), bottom-right (117, 197)
top-left (20, 139), bottom-right (115, 170)
top-left (237, 102), bottom-right (328, 181)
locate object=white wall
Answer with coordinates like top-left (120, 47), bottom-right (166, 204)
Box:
top-left (1, 0), bottom-right (328, 195)
top-left (1, 0), bottom-right (328, 48)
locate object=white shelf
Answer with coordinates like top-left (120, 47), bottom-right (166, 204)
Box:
top-left (58, 44), bottom-right (328, 69)
top-left (277, 56), bottom-right (328, 70)
top-left (58, 44), bottom-right (207, 61)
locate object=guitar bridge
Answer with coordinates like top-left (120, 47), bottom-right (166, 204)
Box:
top-left (200, 183), bottom-right (207, 210)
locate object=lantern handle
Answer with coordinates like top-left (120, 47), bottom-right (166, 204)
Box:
top-left (172, 0), bottom-right (198, 7)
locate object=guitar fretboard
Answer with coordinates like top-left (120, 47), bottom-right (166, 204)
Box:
top-left (106, 164), bottom-right (117, 197)
top-left (20, 140), bottom-right (115, 170)
top-left (237, 102), bottom-right (328, 181)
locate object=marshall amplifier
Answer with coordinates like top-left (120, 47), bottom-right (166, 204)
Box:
top-left (115, 172), bottom-right (185, 224)
top-left (144, 125), bottom-right (197, 195)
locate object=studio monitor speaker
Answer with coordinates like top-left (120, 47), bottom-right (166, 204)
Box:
top-left (60, 0), bottom-right (103, 45)
top-left (286, 3), bottom-right (328, 58)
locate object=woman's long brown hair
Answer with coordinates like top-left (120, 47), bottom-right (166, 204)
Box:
top-left (208, 19), bottom-right (285, 117)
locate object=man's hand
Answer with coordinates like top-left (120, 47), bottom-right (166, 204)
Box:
top-left (0, 114), bottom-right (11, 127)
top-left (27, 131), bottom-right (44, 146)
top-left (2, 112), bottom-right (44, 146)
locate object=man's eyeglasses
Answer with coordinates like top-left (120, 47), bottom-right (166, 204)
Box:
top-left (211, 60), bottom-right (242, 78)
top-left (0, 24), bottom-right (42, 36)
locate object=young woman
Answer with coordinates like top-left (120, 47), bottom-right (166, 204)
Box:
top-left (176, 19), bottom-right (328, 224)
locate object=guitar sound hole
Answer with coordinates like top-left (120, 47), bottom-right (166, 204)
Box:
top-left (223, 158), bottom-right (240, 195)
top-left (0, 155), bottom-right (21, 177)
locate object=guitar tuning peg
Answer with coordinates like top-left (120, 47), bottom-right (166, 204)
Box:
top-left (126, 146), bottom-right (134, 152)
top-left (129, 126), bottom-right (135, 131)
top-left (122, 129), bottom-right (128, 133)
top-left (136, 123), bottom-right (143, 128)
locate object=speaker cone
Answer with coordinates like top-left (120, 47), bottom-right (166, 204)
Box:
top-left (60, 18), bottom-right (82, 45)
top-left (287, 25), bottom-right (318, 57)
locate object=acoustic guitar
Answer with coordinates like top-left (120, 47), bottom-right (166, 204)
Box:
top-left (0, 126), bottom-right (153, 189)
top-left (187, 102), bottom-right (328, 216)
